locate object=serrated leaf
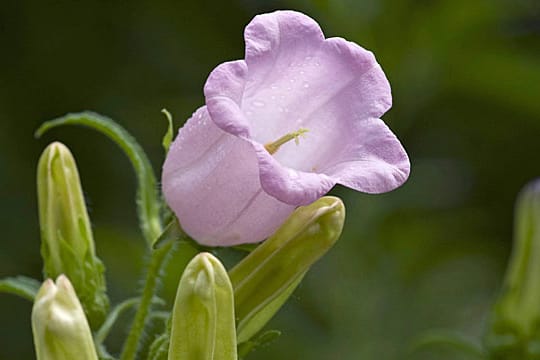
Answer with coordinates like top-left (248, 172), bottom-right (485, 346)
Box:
top-left (35, 111), bottom-right (162, 246)
top-left (0, 276), bottom-right (41, 301)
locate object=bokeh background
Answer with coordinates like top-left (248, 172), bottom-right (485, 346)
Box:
top-left (1, 0), bottom-right (539, 359)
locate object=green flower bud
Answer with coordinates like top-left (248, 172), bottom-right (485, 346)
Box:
top-left (32, 275), bottom-right (98, 360)
top-left (168, 252), bottom-right (237, 360)
top-left (485, 180), bottom-right (540, 358)
top-left (37, 142), bottom-right (108, 328)
top-left (229, 196), bottom-right (345, 344)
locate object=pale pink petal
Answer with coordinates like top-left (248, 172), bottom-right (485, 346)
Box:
top-left (162, 107), bottom-right (294, 246)
top-left (250, 141), bottom-right (335, 205)
top-left (323, 117), bottom-right (410, 193)
top-left (204, 60), bottom-right (251, 137)
top-left (202, 11), bottom-right (405, 204)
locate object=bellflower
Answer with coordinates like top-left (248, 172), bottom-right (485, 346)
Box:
top-left (162, 10), bottom-right (409, 246)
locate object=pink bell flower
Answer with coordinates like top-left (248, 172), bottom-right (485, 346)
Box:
top-left (162, 10), bottom-right (409, 246)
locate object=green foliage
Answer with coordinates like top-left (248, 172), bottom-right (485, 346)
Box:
top-left (37, 142), bottom-right (109, 328)
top-left (160, 109), bottom-right (174, 154)
top-left (36, 112), bottom-right (163, 247)
top-left (412, 330), bottom-right (486, 359)
top-left (230, 197), bottom-right (344, 344)
top-left (0, 276), bottom-right (41, 301)
top-left (1, 0), bottom-right (540, 359)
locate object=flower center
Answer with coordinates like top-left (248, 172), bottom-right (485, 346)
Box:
top-left (264, 128), bottom-right (309, 155)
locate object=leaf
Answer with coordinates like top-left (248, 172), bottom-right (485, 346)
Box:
top-left (0, 276), bottom-right (42, 301)
top-left (410, 329), bottom-right (486, 358)
top-left (35, 111), bottom-right (163, 246)
top-left (236, 272), bottom-right (305, 344)
top-left (231, 243), bottom-right (259, 253)
top-left (238, 330), bottom-right (281, 359)
top-left (153, 218), bottom-right (186, 249)
top-left (161, 108), bottom-right (174, 154)
top-left (148, 333), bottom-right (170, 360)
top-left (95, 298), bottom-right (140, 345)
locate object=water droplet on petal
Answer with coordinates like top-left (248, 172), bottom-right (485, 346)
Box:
top-left (271, 85), bottom-right (278, 90)
top-left (252, 100), bottom-right (265, 107)
top-left (305, 56), bottom-right (313, 61)
top-left (303, 82), bottom-right (310, 88)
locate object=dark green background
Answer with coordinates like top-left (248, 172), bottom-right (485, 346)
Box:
top-left (1, 0), bottom-right (539, 359)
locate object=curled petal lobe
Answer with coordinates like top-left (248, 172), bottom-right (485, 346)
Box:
top-left (251, 141), bottom-right (335, 205)
top-left (205, 61), bottom-right (251, 137)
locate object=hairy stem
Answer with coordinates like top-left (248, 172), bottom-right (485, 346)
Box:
top-left (120, 243), bottom-right (173, 360)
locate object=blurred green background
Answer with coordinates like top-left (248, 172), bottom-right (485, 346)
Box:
top-left (1, 0), bottom-right (539, 359)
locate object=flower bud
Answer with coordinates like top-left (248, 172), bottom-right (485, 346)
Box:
top-left (37, 142), bottom-right (108, 327)
top-left (168, 252), bottom-right (237, 360)
top-left (485, 179), bottom-right (540, 357)
top-left (229, 196), bottom-right (345, 343)
top-left (32, 275), bottom-right (98, 360)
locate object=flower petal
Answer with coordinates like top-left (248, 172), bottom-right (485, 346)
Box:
top-left (241, 13), bottom-right (391, 144)
top-left (251, 140), bottom-right (335, 205)
top-left (323, 117), bottom-right (410, 193)
top-left (162, 107), bottom-right (294, 246)
top-left (202, 10), bottom-right (404, 203)
top-left (204, 60), bottom-right (251, 138)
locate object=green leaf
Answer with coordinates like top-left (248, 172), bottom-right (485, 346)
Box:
top-left (410, 329), bottom-right (486, 358)
top-left (0, 276), bottom-right (41, 301)
top-left (153, 218), bottom-right (187, 249)
top-left (35, 111), bottom-right (163, 246)
top-left (148, 332), bottom-right (170, 360)
top-left (161, 108), bottom-right (174, 154)
top-left (238, 330), bottom-right (281, 359)
top-left (95, 298), bottom-right (140, 345)
top-left (236, 271), bottom-right (305, 344)
top-left (231, 243), bottom-right (259, 253)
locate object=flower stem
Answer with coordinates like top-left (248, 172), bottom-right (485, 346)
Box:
top-left (120, 243), bottom-right (173, 360)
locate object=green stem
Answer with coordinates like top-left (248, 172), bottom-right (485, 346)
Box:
top-left (96, 298), bottom-right (140, 345)
top-left (120, 243), bottom-right (173, 360)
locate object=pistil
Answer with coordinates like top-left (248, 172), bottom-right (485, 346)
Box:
top-left (264, 128), bottom-right (309, 155)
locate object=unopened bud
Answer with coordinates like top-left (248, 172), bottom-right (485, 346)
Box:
top-left (485, 179), bottom-right (540, 357)
top-left (168, 252), bottom-right (237, 360)
top-left (37, 142), bottom-right (108, 327)
top-left (32, 275), bottom-right (98, 360)
top-left (229, 196), bottom-right (345, 343)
